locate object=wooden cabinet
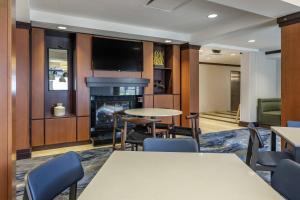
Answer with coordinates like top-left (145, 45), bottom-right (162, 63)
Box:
top-left (31, 120), bottom-right (45, 147)
top-left (77, 117), bottom-right (90, 141)
top-left (45, 117), bottom-right (76, 145)
top-left (16, 27), bottom-right (30, 150)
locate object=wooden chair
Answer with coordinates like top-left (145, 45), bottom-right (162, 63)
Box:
top-left (112, 110), bottom-right (126, 150)
top-left (170, 113), bottom-right (201, 151)
top-left (121, 117), bottom-right (160, 150)
top-left (246, 124), bottom-right (293, 172)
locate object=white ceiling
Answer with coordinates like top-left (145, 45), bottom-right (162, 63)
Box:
top-left (199, 48), bottom-right (241, 65)
top-left (16, 0), bottom-right (300, 52)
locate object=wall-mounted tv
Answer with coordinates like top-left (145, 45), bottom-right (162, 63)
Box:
top-left (92, 37), bottom-right (143, 72)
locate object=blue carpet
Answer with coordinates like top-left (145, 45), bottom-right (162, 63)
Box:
top-left (16, 128), bottom-right (278, 200)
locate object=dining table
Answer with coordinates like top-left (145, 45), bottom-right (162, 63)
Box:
top-left (124, 108), bottom-right (182, 118)
top-left (78, 151), bottom-right (283, 200)
top-left (271, 126), bottom-right (300, 162)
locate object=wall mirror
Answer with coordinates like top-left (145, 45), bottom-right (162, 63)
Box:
top-left (48, 48), bottom-right (69, 90)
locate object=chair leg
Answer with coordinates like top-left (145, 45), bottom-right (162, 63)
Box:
top-left (23, 188), bottom-right (30, 200)
top-left (69, 183), bottom-right (77, 200)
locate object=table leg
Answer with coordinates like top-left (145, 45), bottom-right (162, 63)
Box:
top-left (271, 131), bottom-right (277, 151)
top-left (294, 147), bottom-right (300, 163)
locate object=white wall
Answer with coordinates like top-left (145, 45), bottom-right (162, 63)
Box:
top-left (240, 52), bottom-right (281, 122)
top-left (199, 64), bottom-right (240, 113)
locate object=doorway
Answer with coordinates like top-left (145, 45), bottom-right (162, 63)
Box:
top-left (230, 71), bottom-right (241, 111)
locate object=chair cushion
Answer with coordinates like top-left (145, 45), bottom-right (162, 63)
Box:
top-left (257, 152), bottom-right (293, 167)
top-left (126, 131), bottom-right (152, 145)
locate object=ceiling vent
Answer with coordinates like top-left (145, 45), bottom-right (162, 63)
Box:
top-left (145, 0), bottom-right (192, 12)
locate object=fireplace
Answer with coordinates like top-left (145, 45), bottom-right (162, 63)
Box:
top-left (87, 77), bottom-right (149, 145)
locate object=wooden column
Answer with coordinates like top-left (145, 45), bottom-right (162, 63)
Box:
top-left (0, 0), bottom-right (16, 199)
top-left (16, 26), bottom-right (30, 155)
top-left (278, 12), bottom-right (300, 126)
top-left (180, 44), bottom-right (200, 127)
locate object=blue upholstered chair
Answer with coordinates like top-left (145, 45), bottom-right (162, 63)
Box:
top-left (23, 151), bottom-right (84, 200)
top-left (287, 121), bottom-right (300, 127)
top-left (272, 159), bottom-right (300, 200)
top-left (143, 138), bottom-right (199, 152)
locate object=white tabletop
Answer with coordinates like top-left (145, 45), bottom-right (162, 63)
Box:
top-left (271, 126), bottom-right (300, 147)
top-left (78, 151), bottom-right (282, 200)
top-left (125, 108), bottom-right (182, 117)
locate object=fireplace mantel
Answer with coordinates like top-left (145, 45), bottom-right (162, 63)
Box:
top-left (86, 77), bottom-right (150, 88)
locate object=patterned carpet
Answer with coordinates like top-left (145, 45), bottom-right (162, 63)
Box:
top-left (16, 128), bottom-right (277, 200)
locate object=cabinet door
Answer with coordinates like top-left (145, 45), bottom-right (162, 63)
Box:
top-left (31, 120), bottom-right (44, 147)
top-left (154, 95), bottom-right (173, 124)
top-left (77, 117), bottom-right (90, 141)
top-left (45, 117), bottom-right (76, 145)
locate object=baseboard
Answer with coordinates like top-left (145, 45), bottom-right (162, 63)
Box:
top-left (32, 140), bottom-right (91, 151)
top-left (17, 149), bottom-right (32, 160)
top-left (238, 121), bottom-right (258, 127)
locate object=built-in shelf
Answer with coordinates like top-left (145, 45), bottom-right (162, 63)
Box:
top-left (154, 66), bottom-right (172, 70)
top-left (45, 113), bottom-right (76, 119)
top-left (153, 43), bottom-right (173, 95)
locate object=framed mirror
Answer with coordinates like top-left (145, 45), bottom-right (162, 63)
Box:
top-left (48, 48), bottom-right (69, 90)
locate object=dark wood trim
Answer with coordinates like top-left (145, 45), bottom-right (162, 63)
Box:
top-left (16, 149), bottom-right (32, 160)
top-left (199, 62), bottom-right (241, 67)
top-left (265, 50), bottom-right (281, 55)
top-left (180, 43), bottom-right (201, 50)
top-left (32, 140), bottom-right (90, 151)
top-left (16, 21), bottom-right (31, 29)
top-left (278, 12), bottom-right (300, 27)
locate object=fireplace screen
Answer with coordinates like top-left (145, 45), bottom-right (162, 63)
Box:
top-left (95, 101), bottom-right (129, 129)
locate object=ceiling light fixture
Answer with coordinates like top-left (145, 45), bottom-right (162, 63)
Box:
top-left (208, 13), bottom-right (218, 19)
top-left (281, 0), bottom-right (300, 7)
top-left (57, 26), bottom-right (67, 30)
top-left (165, 40), bottom-right (172, 43)
top-left (230, 53), bottom-right (236, 56)
top-left (248, 39), bottom-right (256, 43)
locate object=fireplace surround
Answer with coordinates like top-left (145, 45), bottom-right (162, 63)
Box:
top-left (86, 77), bottom-right (149, 145)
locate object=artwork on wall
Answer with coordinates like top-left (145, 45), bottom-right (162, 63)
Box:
top-left (153, 47), bottom-right (164, 67)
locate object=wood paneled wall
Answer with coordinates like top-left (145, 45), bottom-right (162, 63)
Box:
top-left (172, 45), bottom-right (181, 95)
top-left (142, 42), bottom-right (154, 94)
top-left (181, 46), bottom-right (200, 127)
top-left (0, 0), bottom-right (15, 198)
top-left (281, 23), bottom-right (300, 126)
top-left (31, 28), bottom-right (45, 119)
top-left (76, 34), bottom-right (92, 117)
top-left (16, 27), bottom-right (30, 150)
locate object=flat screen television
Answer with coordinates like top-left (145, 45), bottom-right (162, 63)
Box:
top-left (92, 37), bottom-right (143, 71)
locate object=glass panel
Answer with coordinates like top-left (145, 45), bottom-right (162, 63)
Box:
top-left (48, 49), bottom-right (68, 90)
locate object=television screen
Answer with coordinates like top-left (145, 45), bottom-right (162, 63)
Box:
top-left (92, 37), bottom-right (143, 71)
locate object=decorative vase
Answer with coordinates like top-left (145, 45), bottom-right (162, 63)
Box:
top-left (54, 103), bottom-right (65, 117)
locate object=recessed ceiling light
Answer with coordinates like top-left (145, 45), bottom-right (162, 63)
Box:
top-left (248, 39), bottom-right (256, 43)
top-left (57, 26), bottom-right (67, 30)
top-left (165, 40), bottom-right (172, 43)
top-left (281, 0), bottom-right (300, 7)
top-left (230, 53), bottom-right (237, 56)
top-left (208, 14), bottom-right (218, 19)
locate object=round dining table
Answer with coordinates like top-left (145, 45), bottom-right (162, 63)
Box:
top-left (124, 108), bottom-right (182, 117)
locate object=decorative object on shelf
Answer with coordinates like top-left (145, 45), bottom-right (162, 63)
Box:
top-left (153, 48), bottom-right (164, 67)
top-left (154, 80), bottom-right (165, 89)
top-left (54, 103), bottom-right (66, 117)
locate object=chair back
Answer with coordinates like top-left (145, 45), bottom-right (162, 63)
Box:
top-left (287, 121), bottom-right (300, 127)
top-left (24, 152), bottom-right (84, 200)
top-left (143, 138), bottom-right (199, 152)
top-left (112, 110), bottom-right (126, 150)
top-left (272, 159), bottom-right (300, 200)
top-left (246, 125), bottom-right (264, 169)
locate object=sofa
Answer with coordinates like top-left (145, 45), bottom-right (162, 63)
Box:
top-left (257, 98), bottom-right (281, 126)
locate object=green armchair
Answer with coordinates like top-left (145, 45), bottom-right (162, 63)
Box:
top-left (257, 98), bottom-right (281, 126)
